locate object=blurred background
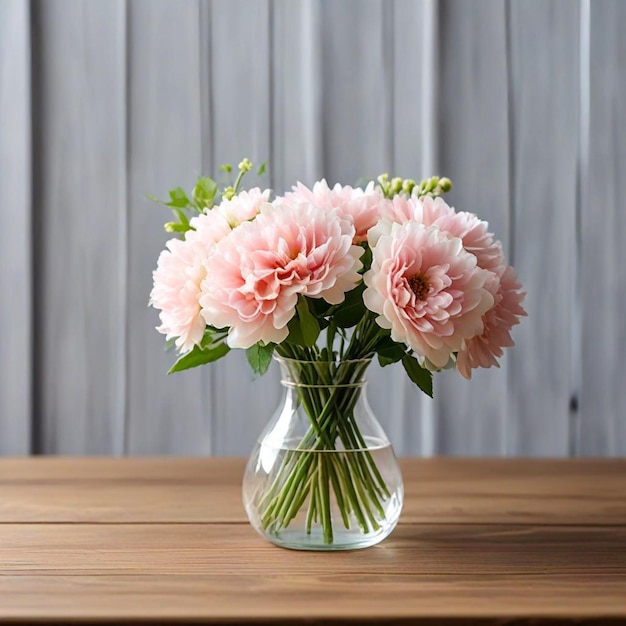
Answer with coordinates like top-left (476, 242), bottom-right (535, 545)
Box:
top-left (1, 0), bottom-right (624, 457)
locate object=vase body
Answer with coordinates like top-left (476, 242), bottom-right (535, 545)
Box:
top-left (242, 357), bottom-right (403, 550)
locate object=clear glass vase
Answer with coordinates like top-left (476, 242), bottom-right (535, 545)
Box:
top-left (242, 356), bottom-right (404, 550)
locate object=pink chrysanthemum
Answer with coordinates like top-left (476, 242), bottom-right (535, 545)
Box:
top-left (373, 194), bottom-right (526, 374)
top-left (375, 195), bottom-right (504, 269)
top-left (377, 193), bottom-right (454, 228)
top-left (217, 187), bottom-right (270, 228)
top-left (150, 210), bottom-right (231, 353)
top-left (363, 221), bottom-right (495, 369)
top-left (456, 264), bottom-right (527, 379)
top-left (285, 179), bottom-right (383, 243)
top-left (199, 201), bottom-right (363, 349)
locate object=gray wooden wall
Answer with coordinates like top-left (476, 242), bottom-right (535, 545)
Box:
top-left (1, 0), bottom-right (624, 457)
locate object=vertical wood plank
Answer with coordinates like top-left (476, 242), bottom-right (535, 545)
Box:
top-left (435, 0), bottom-right (511, 455)
top-left (271, 0), bottom-right (323, 191)
top-left (506, 0), bottom-right (580, 456)
top-left (126, 0), bottom-right (212, 454)
top-left (206, 0), bottom-right (276, 455)
top-left (368, 0), bottom-right (429, 456)
top-left (581, 0), bottom-right (626, 455)
top-left (0, 0), bottom-right (31, 454)
top-left (9, 0), bottom-right (621, 457)
top-left (32, 0), bottom-right (126, 454)
top-left (318, 0), bottom-right (391, 185)
top-left (312, 0), bottom-right (407, 451)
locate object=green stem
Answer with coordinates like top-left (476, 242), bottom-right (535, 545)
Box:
top-left (257, 345), bottom-right (392, 542)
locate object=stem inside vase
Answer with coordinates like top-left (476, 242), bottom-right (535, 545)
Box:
top-left (252, 356), bottom-right (397, 546)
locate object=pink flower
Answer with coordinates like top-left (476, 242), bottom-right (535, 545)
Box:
top-left (217, 187), bottom-right (270, 228)
top-left (363, 221), bottom-right (495, 369)
top-left (375, 195), bottom-right (504, 270)
top-left (420, 197), bottom-right (504, 272)
top-left (285, 179), bottom-right (383, 243)
top-left (456, 264), bottom-right (527, 379)
top-left (378, 193), bottom-right (454, 227)
top-left (199, 201), bottom-right (363, 349)
top-left (150, 210), bottom-right (231, 353)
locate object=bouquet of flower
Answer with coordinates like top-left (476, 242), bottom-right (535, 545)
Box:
top-left (150, 159), bottom-right (526, 545)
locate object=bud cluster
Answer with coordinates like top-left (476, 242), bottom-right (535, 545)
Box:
top-left (377, 173), bottom-right (452, 200)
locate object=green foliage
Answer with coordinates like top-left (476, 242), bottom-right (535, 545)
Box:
top-left (331, 284), bottom-right (366, 329)
top-left (307, 297), bottom-right (332, 318)
top-left (192, 176), bottom-right (218, 210)
top-left (246, 343), bottom-right (275, 376)
top-left (297, 298), bottom-right (321, 346)
top-left (165, 187), bottom-right (192, 208)
top-left (285, 317), bottom-right (306, 346)
top-left (401, 354), bottom-right (433, 397)
top-left (359, 244), bottom-right (372, 274)
top-left (286, 297), bottom-right (320, 347)
top-left (168, 341), bottom-right (230, 374)
top-left (150, 158), bottom-right (267, 239)
top-left (375, 335), bottom-right (407, 367)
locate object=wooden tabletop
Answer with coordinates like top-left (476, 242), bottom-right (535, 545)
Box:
top-left (0, 458), bottom-right (624, 625)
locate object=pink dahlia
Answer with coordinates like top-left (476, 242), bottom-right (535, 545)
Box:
top-left (217, 187), bottom-right (270, 228)
top-left (377, 193), bottom-right (454, 228)
top-left (456, 264), bottom-right (527, 379)
top-left (363, 221), bottom-right (495, 369)
top-left (419, 197), bottom-right (504, 272)
top-left (285, 179), bottom-right (383, 243)
top-left (199, 201), bottom-right (363, 349)
top-left (150, 210), bottom-right (231, 353)
top-left (376, 195), bottom-right (504, 270)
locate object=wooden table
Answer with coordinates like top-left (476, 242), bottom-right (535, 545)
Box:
top-left (0, 458), bottom-right (624, 624)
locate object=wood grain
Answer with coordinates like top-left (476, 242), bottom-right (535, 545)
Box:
top-left (2, 1), bottom-right (626, 458)
top-left (367, 0), bottom-right (429, 457)
top-left (0, 458), bottom-right (624, 624)
top-left (1, 524), bottom-right (624, 620)
top-left (0, 0), bottom-right (31, 454)
top-left (271, 0), bottom-right (324, 191)
top-left (208, 0), bottom-right (277, 456)
top-left (506, 0), bottom-right (581, 455)
top-left (31, 0), bottom-right (127, 454)
top-left (0, 458), bottom-right (624, 525)
top-left (319, 0), bottom-right (391, 184)
top-left (435, 0), bottom-right (512, 456)
top-left (581, 0), bottom-right (626, 456)
top-left (125, 0), bottom-right (212, 455)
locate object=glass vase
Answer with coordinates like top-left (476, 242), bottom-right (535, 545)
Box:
top-left (242, 356), bottom-right (403, 550)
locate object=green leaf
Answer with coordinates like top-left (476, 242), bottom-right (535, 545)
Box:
top-left (193, 176), bottom-right (218, 210)
top-left (402, 354), bottom-right (433, 397)
top-left (332, 283), bottom-right (366, 328)
top-left (167, 187), bottom-right (191, 208)
top-left (257, 161), bottom-right (267, 176)
top-left (318, 317), bottom-right (330, 331)
top-left (219, 163), bottom-right (233, 173)
top-left (307, 297), bottom-right (332, 318)
top-left (286, 316), bottom-right (305, 345)
top-left (168, 342), bottom-right (230, 374)
top-left (164, 222), bottom-right (190, 234)
top-left (376, 336), bottom-right (407, 367)
top-left (359, 243), bottom-right (372, 273)
top-left (246, 343), bottom-right (275, 376)
top-left (297, 297), bottom-right (320, 347)
top-left (172, 207), bottom-right (189, 226)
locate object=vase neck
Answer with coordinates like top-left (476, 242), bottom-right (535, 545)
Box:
top-left (274, 356), bottom-right (372, 388)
